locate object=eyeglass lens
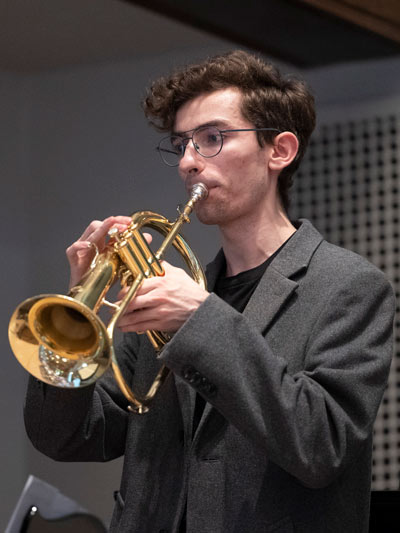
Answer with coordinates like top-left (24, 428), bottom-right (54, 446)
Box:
top-left (158, 126), bottom-right (223, 166)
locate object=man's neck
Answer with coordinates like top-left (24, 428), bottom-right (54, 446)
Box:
top-left (220, 209), bottom-right (296, 277)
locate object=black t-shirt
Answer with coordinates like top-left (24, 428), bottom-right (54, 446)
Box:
top-left (214, 251), bottom-right (276, 312)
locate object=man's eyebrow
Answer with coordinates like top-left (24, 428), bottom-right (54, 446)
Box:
top-left (172, 120), bottom-right (231, 136)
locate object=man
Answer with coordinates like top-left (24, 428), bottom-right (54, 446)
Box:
top-left (24, 50), bottom-right (394, 532)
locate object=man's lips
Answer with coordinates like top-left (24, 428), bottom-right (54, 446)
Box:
top-left (186, 179), bottom-right (219, 195)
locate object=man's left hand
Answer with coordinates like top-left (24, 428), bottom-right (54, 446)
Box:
top-left (116, 261), bottom-right (209, 333)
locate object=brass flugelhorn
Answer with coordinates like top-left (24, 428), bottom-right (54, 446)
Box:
top-left (9, 183), bottom-right (208, 413)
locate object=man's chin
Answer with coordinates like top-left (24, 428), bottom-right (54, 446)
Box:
top-left (195, 208), bottom-right (222, 226)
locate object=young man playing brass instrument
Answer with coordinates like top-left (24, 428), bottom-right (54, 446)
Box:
top-left (24, 50), bottom-right (394, 532)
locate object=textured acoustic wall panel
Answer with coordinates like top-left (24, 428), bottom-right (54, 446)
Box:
top-left (291, 111), bottom-right (400, 490)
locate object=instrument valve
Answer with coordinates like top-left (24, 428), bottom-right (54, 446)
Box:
top-left (109, 227), bottom-right (133, 251)
top-left (108, 227), bottom-right (121, 242)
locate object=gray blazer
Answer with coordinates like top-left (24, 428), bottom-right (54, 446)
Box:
top-left (24, 220), bottom-right (395, 533)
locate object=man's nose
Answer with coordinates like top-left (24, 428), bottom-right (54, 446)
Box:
top-left (178, 141), bottom-right (205, 175)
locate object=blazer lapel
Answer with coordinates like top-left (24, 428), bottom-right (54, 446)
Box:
top-left (243, 268), bottom-right (298, 333)
top-left (243, 219), bottom-right (324, 333)
top-left (177, 219), bottom-right (324, 438)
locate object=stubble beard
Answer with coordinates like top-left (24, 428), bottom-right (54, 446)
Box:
top-left (195, 198), bottom-right (241, 228)
top-left (195, 200), bottom-right (226, 226)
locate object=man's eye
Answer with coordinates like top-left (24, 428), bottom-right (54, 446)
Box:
top-left (201, 131), bottom-right (221, 146)
top-left (171, 139), bottom-right (184, 153)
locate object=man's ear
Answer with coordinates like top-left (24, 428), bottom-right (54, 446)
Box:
top-left (268, 132), bottom-right (299, 172)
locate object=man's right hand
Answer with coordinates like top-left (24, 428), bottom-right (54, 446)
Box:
top-left (66, 216), bottom-right (132, 288)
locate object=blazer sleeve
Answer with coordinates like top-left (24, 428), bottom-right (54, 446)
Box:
top-left (23, 333), bottom-right (140, 462)
top-left (159, 264), bottom-right (395, 488)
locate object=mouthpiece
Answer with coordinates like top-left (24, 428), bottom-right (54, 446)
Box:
top-left (190, 183), bottom-right (208, 202)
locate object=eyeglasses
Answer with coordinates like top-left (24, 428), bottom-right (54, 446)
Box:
top-left (156, 125), bottom-right (282, 167)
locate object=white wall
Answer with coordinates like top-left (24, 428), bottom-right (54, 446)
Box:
top-left (2, 43), bottom-right (400, 527)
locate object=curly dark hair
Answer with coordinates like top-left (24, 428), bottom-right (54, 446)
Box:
top-left (143, 50), bottom-right (316, 211)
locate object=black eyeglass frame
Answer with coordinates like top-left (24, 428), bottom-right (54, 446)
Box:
top-left (156, 126), bottom-right (282, 167)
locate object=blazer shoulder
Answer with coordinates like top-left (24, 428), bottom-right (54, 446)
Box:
top-left (311, 239), bottom-right (394, 300)
top-left (316, 239), bottom-right (384, 273)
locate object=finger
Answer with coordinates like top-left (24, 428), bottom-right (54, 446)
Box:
top-left (119, 323), bottom-right (159, 333)
top-left (78, 219), bottom-right (104, 241)
top-left (86, 217), bottom-right (130, 244)
top-left (123, 293), bottom-right (157, 313)
top-left (142, 232), bottom-right (153, 245)
top-left (66, 242), bottom-right (100, 274)
top-left (135, 276), bottom-right (163, 296)
top-left (113, 288), bottom-right (155, 317)
top-left (79, 216), bottom-right (132, 243)
top-left (116, 276), bottom-right (164, 303)
top-left (160, 260), bottom-right (172, 269)
top-left (66, 240), bottom-right (93, 258)
top-left (117, 311), bottom-right (164, 333)
top-left (159, 261), bottom-right (185, 277)
top-left (115, 286), bottom-right (129, 302)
